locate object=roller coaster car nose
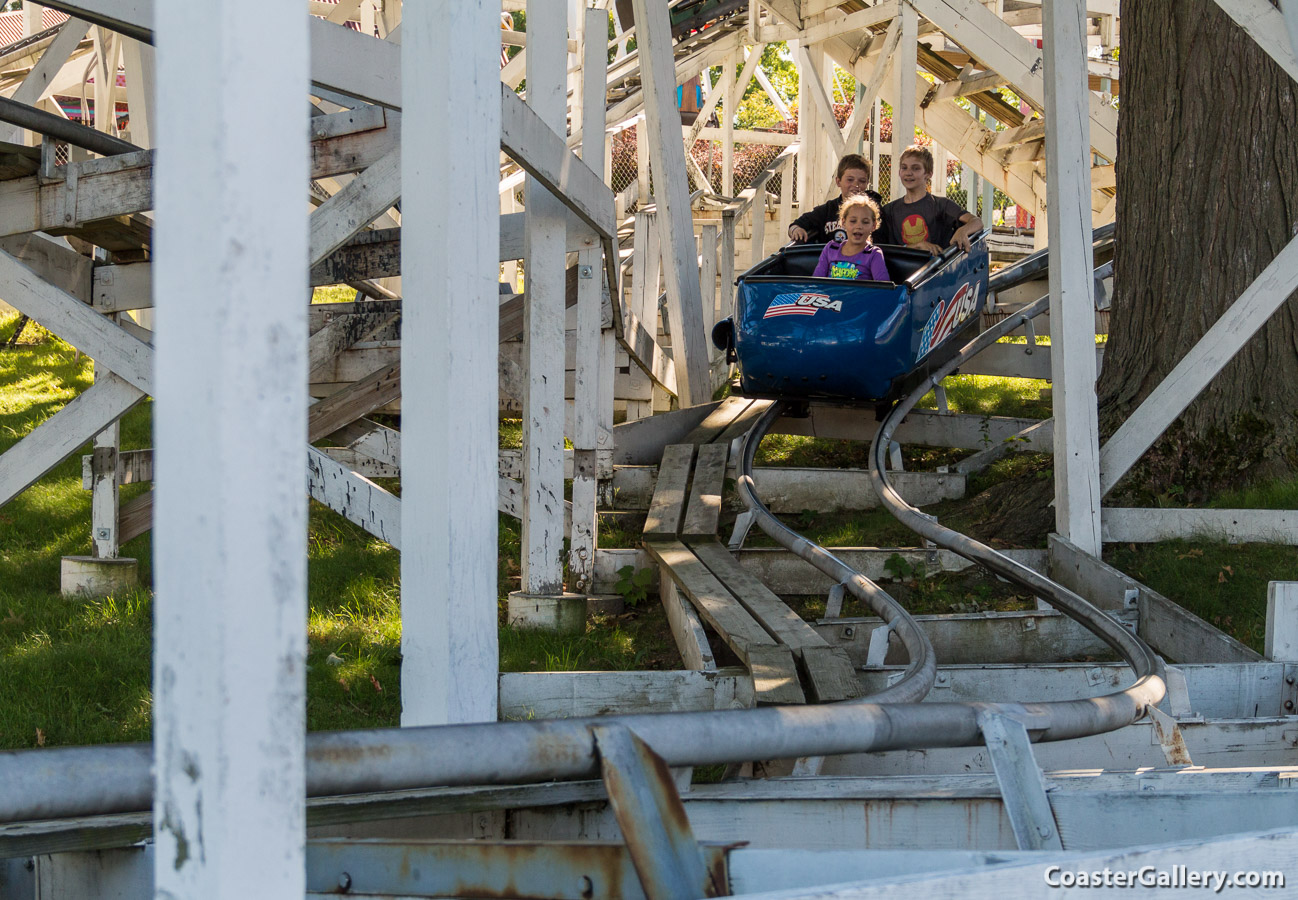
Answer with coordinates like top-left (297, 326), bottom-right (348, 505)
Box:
top-left (712, 317), bottom-right (735, 359)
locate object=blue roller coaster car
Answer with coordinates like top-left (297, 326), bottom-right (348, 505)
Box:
top-left (712, 232), bottom-right (990, 404)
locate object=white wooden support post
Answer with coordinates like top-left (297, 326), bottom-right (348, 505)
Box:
top-left (153, 1), bottom-right (308, 895)
top-left (793, 40), bottom-right (816, 210)
top-left (720, 209), bottom-right (736, 321)
top-left (22, 2), bottom-right (42, 35)
top-left (401, 4), bottom-right (499, 720)
top-left (1043, 0), bottom-right (1102, 555)
top-left (749, 192), bottom-right (766, 268)
top-left (871, 97), bottom-right (882, 193)
top-left (631, 0), bottom-right (713, 408)
top-left (637, 112), bottom-right (651, 205)
top-left (518, 1), bottom-right (570, 598)
top-left (891, 3), bottom-right (917, 200)
top-left (1266, 582), bottom-right (1298, 662)
top-left (778, 160), bottom-right (793, 241)
top-left (722, 52), bottom-right (736, 196)
top-left (699, 223), bottom-right (719, 337)
top-left (90, 342), bottom-right (120, 560)
top-left (121, 39), bottom-right (156, 150)
top-left (932, 143), bottom-right (948, 200)
top-left (570, 5), bottom-right (608, 598)
top-left (92, 27), bottom-right (119, 135)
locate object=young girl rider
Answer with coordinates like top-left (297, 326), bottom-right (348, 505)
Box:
top-left (811, 194), bottom-right (889, 282)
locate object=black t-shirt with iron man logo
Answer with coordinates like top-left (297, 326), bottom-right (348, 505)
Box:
top-left (879, 193), bottom-right (967, 249)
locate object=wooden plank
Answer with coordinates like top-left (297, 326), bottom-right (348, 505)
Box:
top-left (798, 644), bottom-right (866, 703)
top-left (643, 443), bottom-right (695, 539)
top-left (680, 442), bottom-right (728, 539)
top-left (660, 576), bottom-right (718, 671)
top-left (307, 446), bottom-right (400, 548)
top-left (860, 661), bottom-right (1294, 719)
top-left (691, 541), bottom-right (828, 654)
top-left (745, 644), bottom-right (809, 705)
top-left (817, 609), bottom-right (1123, 666)
top-left (307, 363), bottom-right (401, 442)
top-left (716, 398), bottom-right (775, 446)
top-left (0, 372), bottom-right (144, 509)
top-left (628, 0), bottom-right (711, 406)
top-left (307, 145), bottom-right (401, 267)
top-left (646, 540), bottom-right (804, 704)
top-left (310, 227), bottom-right (399, 286)
top-left (681, 397), bottom-right (754, 445)
top-left (614, 401), bottom-right (723, 464)
top-left (307, 308), bottom-right (399, 379)
top-left (1101, 508), bottom-right (1298, 545)
top-left (499, 85), bottom-right (616, 241)
top-left (1048, 534), bottom-right (1263, 663)
top-left (0, 248), bottom-right (152, 392)
top-left (0, 232), bottom-right (92, 303)
top-left (498, 668), bottom-right (753, 719)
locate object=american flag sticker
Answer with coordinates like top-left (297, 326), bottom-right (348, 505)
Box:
top-left (763, 292), bottom-right (834, 319)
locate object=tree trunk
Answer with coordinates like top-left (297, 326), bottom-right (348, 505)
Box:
top-left (1098, 0), bottom-right (1298, 501)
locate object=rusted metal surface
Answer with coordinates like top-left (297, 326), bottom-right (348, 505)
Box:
top-left (592, 725), bottom-right (719, 899)
top-left (304, 838), bottom-right (728, 899)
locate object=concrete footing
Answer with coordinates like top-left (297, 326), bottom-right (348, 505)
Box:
top-left (60, 556), bottom-right (140, 597)
top-left (506, 591), bottom-right (589, 633)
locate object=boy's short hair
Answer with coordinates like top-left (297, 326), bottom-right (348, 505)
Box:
top-left (835, 153), bottom-right (872, 181)
top-left (898, 144), bottom-right (934, 178)
top-left (839, 193), bottom-right (880, 224)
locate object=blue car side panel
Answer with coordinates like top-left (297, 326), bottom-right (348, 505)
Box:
top-left (731, 236), bottom-right (989, 403)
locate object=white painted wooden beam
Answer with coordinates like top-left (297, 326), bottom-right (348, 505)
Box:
top-left (910, 0), bottom-right (1119, 161)
top-left (1101, 508), bottom-right (1298, 545)
top-left (754, 1), bottom-right (898, 45)
top-left (0, 249), bottom-right (152, 392)
top-left (630, 0), bottom-right (713, 407)
top-left (399, 0), bottom-right (498, 724)
top-left (891, 3), bottom-right (917, 199)
top-left (0, 371), bottom-right (143, 509)
top-left (1043, 0), bottom-right (1101, 553)
top-left (308, 446), bottom-right (400, 547)
top-left (307, 145), bottom-right (401, 266)
top-left (1099, 234), bottom-right (1298, 495)
top-left (798, 43), bottom-right (847, 159)
top-left (520, 0), bottom-right (569, 597)
top-left (153, 0), bottom-right (307, 895)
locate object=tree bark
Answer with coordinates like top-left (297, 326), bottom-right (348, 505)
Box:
top-left (1098, 0), bottom-right (1298, 498)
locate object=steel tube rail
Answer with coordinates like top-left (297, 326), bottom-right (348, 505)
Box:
top-left (733, 408), bottom-right (939, 705)
top-left (868, 294), bottom-right (1166, 709)
top-left (0, 95), bottom-right (139, 157)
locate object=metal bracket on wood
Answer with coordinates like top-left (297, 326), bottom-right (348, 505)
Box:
top-left (727, 509), bottom-right (755, 550)
top-left (865, 622), bottom-right (893, 667)
top-left (1161, 665), bottom-right (1196, 720)
top-left (979, 711), bottom-right (1063, 851)
top-left (591, 724), bottom-right (721, 900)
top-left (1147, 705), bottom-right (1193, 766)
top-left (1022, 315), bottom-right (1035, 352)
top-left (825, 581), bottom-right (847, 619)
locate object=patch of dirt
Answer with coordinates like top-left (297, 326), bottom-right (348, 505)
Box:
top-left (946, 464), bottom-right (1056, 549)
